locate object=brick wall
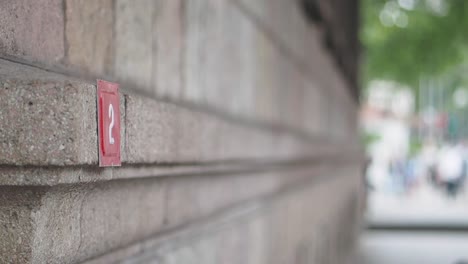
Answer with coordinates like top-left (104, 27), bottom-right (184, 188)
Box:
top-left (0, 0), bottom-right (363, 263)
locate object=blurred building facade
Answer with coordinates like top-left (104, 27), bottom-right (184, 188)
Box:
top-left (0, 0), bottom-right (362, 263)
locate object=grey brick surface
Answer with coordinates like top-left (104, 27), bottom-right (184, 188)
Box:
top-left (0, 2), bottom-right (362, 264)
top-left (114, 0), bottom-right (155, 92)
top-left (0, 58), bottom-right (333, 169)
top-left (0, 0), bottom-right (358, 140)
top-left (0, 187), bottom-right (49, 264)
top-left (122, 93), bottom-right (319, 164)
top-left (82, 168), bottom-right (362, 264)
top-left (0, 165), bottom-right (355, 263)
top-left (153, 0), bottom-right (184, 99)
top-left (0, 61), bottom-right (97, 166)
top-left (0, 0), bottom-right (64, 64)
top-left (65, 0), bottom-right (114, 75)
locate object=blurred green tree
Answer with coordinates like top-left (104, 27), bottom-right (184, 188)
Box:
top-left (361, 0), bottom-right (468, 89)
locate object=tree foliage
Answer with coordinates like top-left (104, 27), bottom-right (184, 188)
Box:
top-left (361, 0), bottom-right (468, 88)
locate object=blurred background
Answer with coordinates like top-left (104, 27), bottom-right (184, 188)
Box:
top-left (358, 0), bottom-right (468, 263)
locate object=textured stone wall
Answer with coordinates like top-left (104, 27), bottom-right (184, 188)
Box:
top-left (0, 0), bottom-right (362, 263)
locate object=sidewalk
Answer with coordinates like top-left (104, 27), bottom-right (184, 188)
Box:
top-left (357, 230), bottom-right (468, 264)
top-left (366, 184), bottom-right (468, 227)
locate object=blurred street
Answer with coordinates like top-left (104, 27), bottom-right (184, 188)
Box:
top-left (359, 176), bottom-right (468, 263)
top-left (358, 230), bottom-right (468, 264)
top-left (367, 184), bottom-right (468, 227)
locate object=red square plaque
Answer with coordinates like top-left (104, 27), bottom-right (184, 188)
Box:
top-left (97, 80), bottom-right (121, 167)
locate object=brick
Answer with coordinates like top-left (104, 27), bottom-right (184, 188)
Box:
top-left (81, 167), bottom-right (362, 263)
top-left (277, 63), bottom-right (304, 130)
top-left (217, 225), bottom-right (252, 264)
top-left (0, 187), bottom-right (48, 264)
top-left (124, 94), bottom-right (315, 164)
top-left (303, 81), bottom-right (323, 135)
top-left (0, 0), bottom-right (64, 64)
top-left (0, 59), bottom-right (275, 168)
top-left (114, 0), bottom-right (154, 92)
top-left (182, 0), bottom-right (206, 105)
top-left (0, 58), bottom-right (359, 176)
top-left (202, 2), bottom-right (255, 118)
top-left (184, 0), bottom-right (257, 119)
top-left (235, 0), bottom-right (357, 137)
top-left (0, 61), bottom-right (97, 166)
top-left (244, 216), bottom-right (269, 264)
top-left (65, 0), bottom-right (114, 75)
top-left (182, 0), bottom-right (340, 139)
top-left (124, 95), bottom-right (179, 163)
top-left (153, 0), bottom-right (184, 100)
top-left (1, 2), bottom-right (363, 264)
top-left (0, 0), bottom-right (355, 143)
top-left (1, 179), bottom-right (166, 264)
top-left (252, 32), bottom-right (281, 123)
top-left (164, 167), bottom-right (318, 228)
top-left (165, 173), bottom-right (278, 227)
top-left (235, 0), bottom-right (316, 69)
top-left (0, 166), bottom-right (348, 263)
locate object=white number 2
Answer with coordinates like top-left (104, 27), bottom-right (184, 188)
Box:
top-left (108, 103), bottom-right (115, 145)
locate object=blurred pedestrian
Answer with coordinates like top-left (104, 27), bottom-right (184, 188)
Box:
top-left (436, 143), bottom-right (465, 197)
